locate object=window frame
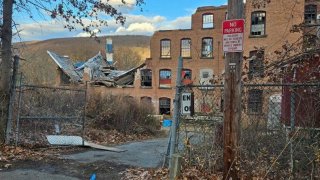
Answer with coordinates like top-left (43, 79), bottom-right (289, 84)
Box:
top-left (201, 37), bottom-right (213, 58)
top-left (180, 38), bottom-right (192, 58)
top-left (159, 69), bottom-right (172, 88)
top-left (248, 89), bottom-right (263, 114)
top-left (140, 69), bottom-right (152, 87)
top-left (248, 50), bottom-right (265, 80)
top-left (159, 97), bottom-right (171, 115)
top-left (250, 11), bottom-right (266, 36)
top-left (202, 13), bottom-right (214, 29)
top-left (160, 39), bottom-right (171, 59)
top-left (304, 4), bottom-right (317, 24)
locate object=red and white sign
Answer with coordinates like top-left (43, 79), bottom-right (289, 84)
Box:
top-left (222, 19), bottom-right (245, 52)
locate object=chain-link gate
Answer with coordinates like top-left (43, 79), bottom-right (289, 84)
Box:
top-left (7, 77), bottom-right (87, 147)
top-left (176, 83), bottom-right (320, 178)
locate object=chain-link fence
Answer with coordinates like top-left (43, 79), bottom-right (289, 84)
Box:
top-left (7, 76), bottom-right (87, 147)
top-left (176, 83), bottom-right (320, 178)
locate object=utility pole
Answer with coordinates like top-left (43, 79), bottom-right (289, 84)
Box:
top-left (168, 56), bottom-right (183, 179)
top-left (223, 0), bottom-right (244, 179)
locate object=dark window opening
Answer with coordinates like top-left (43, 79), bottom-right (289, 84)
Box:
top-left (161, 39), bottom-right (171, 58)
top-left (249, 50), bottom-right (264, 79)
top-left (251, 11), bottom-right (266, 36)
top-left (202, 72), bottom-right (209, 79)
top-left (248, 89), bottom-right (263, 114)
top-left (159, 98), bottom-right (171, 115)
top-left (159, 69), bottom-right (172, 88)
top-left (201, 37), bottom-right (213, 58)
top-left (141, 69), bottom-right (152, 87)
top-left (203, 14), bottom-right (214, 28)
top-left (181, 38), bottom-right (191, 58)
top-left (305, 4), bottom-right (317, 24)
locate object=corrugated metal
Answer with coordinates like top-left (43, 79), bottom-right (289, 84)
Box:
top-left (47, 51), bottom-right (82, 82)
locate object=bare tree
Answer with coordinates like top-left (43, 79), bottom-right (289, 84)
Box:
top-left (0, 0), bottom-right (145, 143)
top-left (114, 47), bottom-right (142, 70)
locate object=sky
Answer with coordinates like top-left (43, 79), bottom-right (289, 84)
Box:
top-left (13, 0), bottom-right (227, 42)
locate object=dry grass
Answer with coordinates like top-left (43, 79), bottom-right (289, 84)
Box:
top-left (14, 35), bottom-right (150, 85)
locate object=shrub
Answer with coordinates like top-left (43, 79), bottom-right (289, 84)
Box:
top-left (86, 94), bottom-right (159, 135)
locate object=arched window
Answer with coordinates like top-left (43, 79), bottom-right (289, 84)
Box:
top-left (159, 97), bottom-right (171, 115)
top-left (160, 39), bottom-right (171, 58)
top-left (181, 38), bottom-right (191, 58)
top-left (159, 69), bottom-right (172, 88)
top-left (141, 96), bottom-right (152, 104)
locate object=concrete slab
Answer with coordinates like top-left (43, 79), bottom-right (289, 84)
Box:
top-left (63, 138), bottom-right (168, 168)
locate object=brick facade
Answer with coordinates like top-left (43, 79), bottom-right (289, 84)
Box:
top-left (85, 0), bottom-right (319, 115)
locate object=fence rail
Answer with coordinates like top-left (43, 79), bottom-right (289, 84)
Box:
top-left (175, 82), bottom-right (320, 178)
top-left (7, 80), bottom-right (87, 147)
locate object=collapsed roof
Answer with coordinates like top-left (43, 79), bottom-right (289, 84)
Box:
top-left (47, 51), bottom-right (145, 87)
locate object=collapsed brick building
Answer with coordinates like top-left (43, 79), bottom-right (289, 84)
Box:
top-left (50, 0), bottom-right (320, 117)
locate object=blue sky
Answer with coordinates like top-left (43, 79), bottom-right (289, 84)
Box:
top-left (14, 0), bottom-right (227, 41)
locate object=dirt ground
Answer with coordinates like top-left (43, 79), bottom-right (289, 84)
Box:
top-left (0, 137), bottom-right (168, 180)
top-left (0, 156), bottom-right (130, 179)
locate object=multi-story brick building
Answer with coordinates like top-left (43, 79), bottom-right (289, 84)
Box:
top-left (53, 0), bottom-right (319, 116)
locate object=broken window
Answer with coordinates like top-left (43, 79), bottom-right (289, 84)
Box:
top-left (201, 37), bottom-right (213, 58)
top-left (248, 89), bottom-right (263, 114)
top-left (159, 69), bottom-right (172, 88)
top-left (251, 11), bottom-right (266, 36)
top-left (202, 14), bottom-right (214, 28)
top-left (305, 4), bottom-right (317, 24)
top-left (159, 97), bottom-right (171, 115)
top-left (140, 69), bottom-right (152, 87)
top-left (141, 96), bottom-right (152, 104)
top-left (182, 69), bottom-right (192, 85)
top-left (161, 39), bottom-right (171, 58)
top-left (249, 50), bottom-right (264, 79)
top-left (181, 38), bottom-right (191, 58)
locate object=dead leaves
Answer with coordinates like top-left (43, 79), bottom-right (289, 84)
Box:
top-left (120, 168), bottom-right (168, 180)
top-left (0, 145), bottom-right (46, 162)
top-left (120, 167), bottom-right (223, 180)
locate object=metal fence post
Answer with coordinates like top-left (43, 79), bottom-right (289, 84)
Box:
top-left (5, 55), bottom-right (20, 144)
top-left (290, 85), bottom-right (296, 176)
top-left (15, 73), bottom-right (23, 146)
top-left (169, 57), bottom-right (183, 174)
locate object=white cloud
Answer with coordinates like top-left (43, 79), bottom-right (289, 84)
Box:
top-left (76, 29), bottom-right (101, 37)
top-left (16, 20), bottom-right (66, 40)
top-left (15, 13), bottom-right (192, 41)
top-left (158, 16), bottom-right (191, 30)
top-left (115, 22), bottom-right (155, 35)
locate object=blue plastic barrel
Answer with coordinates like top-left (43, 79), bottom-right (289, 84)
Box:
top-left (162, 119), bottom-right (172, 127)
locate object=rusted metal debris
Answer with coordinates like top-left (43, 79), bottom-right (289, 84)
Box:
top-left (47, 51), bottom-right (145, 87)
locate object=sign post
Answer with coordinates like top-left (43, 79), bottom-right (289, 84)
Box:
top-left (222, 1), bottom-right (244, 179)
